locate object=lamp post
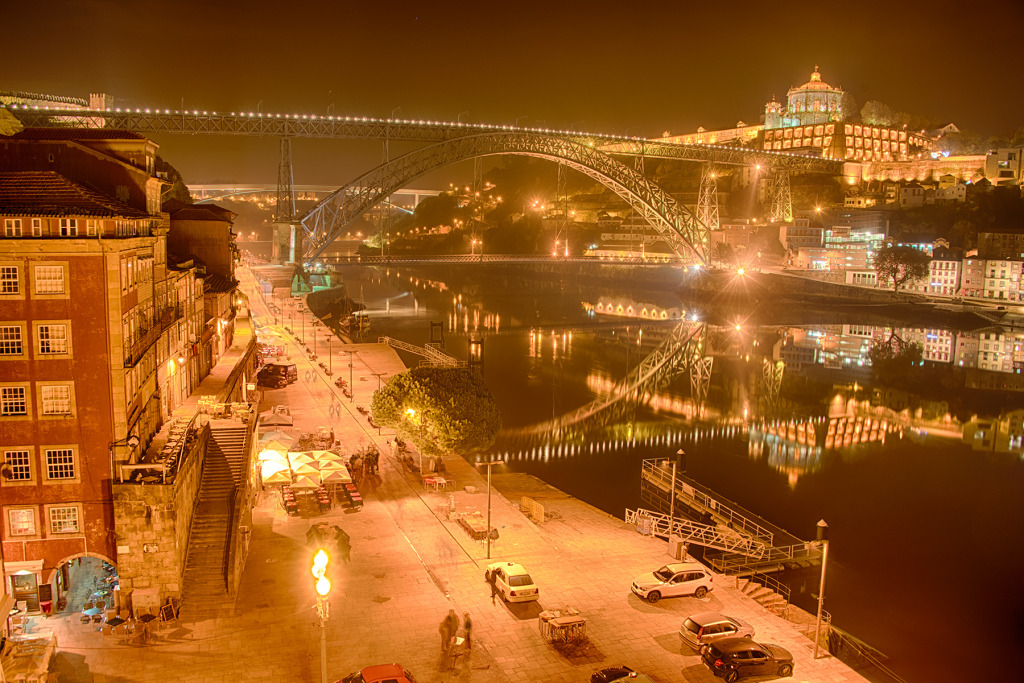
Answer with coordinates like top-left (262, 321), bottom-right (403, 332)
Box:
top-left (667, 449), bottom-right (683, 546)
top-left (311, 549), bottom-right (331, 683)
top-left (475, 458), bottom-right (504, 559)
top-left (813, 519), bottom-right (829, 659)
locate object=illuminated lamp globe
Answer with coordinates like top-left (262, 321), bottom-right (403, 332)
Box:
top-left (316, 575), bottom-right (331, 597)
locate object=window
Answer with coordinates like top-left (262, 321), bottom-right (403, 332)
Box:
top-left (59, 218), bottom-right (77, 236)
top-left (37, 324), bottom-right (68, 355)
top-left (49, 506), bottom-right (80, 534)
top-left (86, 220), bottom-right (97, 236)
top-left (45, 448), bottom-right (75, 479)
top-left (0, 327), bottom-right (22, 355)
top-left (34, 265), bottom-right (65, 294)
top-left (41, 385), bottom-right (71, 415)
top-left (7, 508), bottom-right (35, 536)
top-left (4, 219), bottom-right (22, 237)
top-left (4, 450), bottom-right (31, 481)
top-left (31, 218), bottom-right (42, 237)
top-left (1, 387), bottom-right (27, 415)
top-left (1, 266), bottom-right (20, 294)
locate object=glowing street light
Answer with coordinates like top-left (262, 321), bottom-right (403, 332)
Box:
top-left (311, 549), bottom-right (332, 683)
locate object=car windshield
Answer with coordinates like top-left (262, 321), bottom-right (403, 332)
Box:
top-left (653, 566), bottom-right (673, 581)
top-left (508, 574), bottom-right (534, 587)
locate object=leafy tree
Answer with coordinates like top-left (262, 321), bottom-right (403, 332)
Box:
top-left (874, 245), bottom-right (931, 293)
top-left (371, 367), bottom-right (502, 457)
top-left (712, 242), bottom-right (735, 264)
top-left (840, 93), bottom-right (860, 123)
top-left (861, 100), bottom-right (897, 126)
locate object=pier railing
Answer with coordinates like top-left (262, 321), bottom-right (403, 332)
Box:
top-left (642, 459), bottom-right (774, 545)
top-left (625, 508), bottom-right (768, 558)
top-left (708, 542), bottom-right (823, 574)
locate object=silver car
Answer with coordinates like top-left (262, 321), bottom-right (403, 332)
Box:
top-left (680, 612), bottom-right (754, 651)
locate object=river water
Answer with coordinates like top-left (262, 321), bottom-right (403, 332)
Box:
top-left (327, 264), bottom-right (1024, 683)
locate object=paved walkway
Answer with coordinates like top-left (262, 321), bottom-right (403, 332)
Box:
top-left (40, 266), bottom-right (868, 682)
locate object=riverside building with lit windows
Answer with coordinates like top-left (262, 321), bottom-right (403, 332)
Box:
top-left (0, 130), bottom-right (210, 612)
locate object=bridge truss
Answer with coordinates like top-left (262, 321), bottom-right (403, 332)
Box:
top-left (299, 132), bottom-right (711, 263)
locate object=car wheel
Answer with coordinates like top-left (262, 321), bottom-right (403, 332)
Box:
top-left (647, 591), bottom-right (661, 603)
top-left (724, 670), bottom-right (739, 683)
top-left (778, 664), bottom-right (793, 677)
top-left (695, 586), bottom-right (709, 599)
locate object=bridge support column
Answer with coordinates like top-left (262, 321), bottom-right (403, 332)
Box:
top-left (272, 222), bottom-right (300, 264)
top-left (768, 170), bottom-right (793, 224)
top-left (697, 164), bottom-right (720, 231)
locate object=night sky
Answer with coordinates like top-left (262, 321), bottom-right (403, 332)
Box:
top-left (5, 0), bottom-right (1023, 184)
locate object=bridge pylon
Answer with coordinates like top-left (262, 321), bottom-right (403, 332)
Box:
top-left (697, 164), bottom-right (720, 232)
top-left (767, 170), bottom-right (793, 224)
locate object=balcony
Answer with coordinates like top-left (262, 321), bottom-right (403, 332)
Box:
top-left (124, 324), bottom-right (160, 368)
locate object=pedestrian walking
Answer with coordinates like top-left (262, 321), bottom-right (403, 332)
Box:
top-left (438, 611), bottom-right (456, 651)
top-left (463, 612), bottom-right (472, 650)
top-left (488, 571), bottom-right (499, 604)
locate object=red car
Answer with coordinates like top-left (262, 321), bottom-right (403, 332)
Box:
top-left (338, 664), bottom-right (415, 683)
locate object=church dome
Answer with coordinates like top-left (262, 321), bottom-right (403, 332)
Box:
top-left (791, 66), bottom-right (840, 92)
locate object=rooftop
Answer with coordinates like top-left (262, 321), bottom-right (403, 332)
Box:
top-left (0, 171), bottom-right (150, 218)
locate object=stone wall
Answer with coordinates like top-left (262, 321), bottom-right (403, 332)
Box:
top-left (112, 423), bottom-right (209, 608)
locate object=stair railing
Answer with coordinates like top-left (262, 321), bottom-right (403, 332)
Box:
top-left (180, 417), bottom-right (211, 585)
top-left (735, 569), bottom-right (791, 617)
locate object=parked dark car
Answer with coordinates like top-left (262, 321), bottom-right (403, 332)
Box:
top-left (701, 637), bottom-right (794, 682)
top-left (257, 362), bottom-right (297, 388)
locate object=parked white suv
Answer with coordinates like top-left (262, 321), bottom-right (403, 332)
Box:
top-left (631, 562), bottom-right (713, 603)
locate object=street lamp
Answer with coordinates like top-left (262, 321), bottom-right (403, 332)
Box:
top-left (109, 434), bottom-right (141, 483)
top-left (311, 549), bottom-right (331, 683)
top-left (813, 520), bottom-right (830, 659)
top-left (475, 458), bottom-right (504, 559)
top-left (667, 449), bottom-right (684, 548)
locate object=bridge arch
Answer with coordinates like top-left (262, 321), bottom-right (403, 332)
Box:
top-left (300, 132), bottom-right (710, 263)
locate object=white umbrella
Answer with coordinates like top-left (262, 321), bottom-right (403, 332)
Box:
top-left (263, 470), bottom-right (292, 485)
top-left (260, 430), bottom-right (296, 445)
top-left (261, 439), bottom-right (293, 454)
top-left (291, 474), bottom-right (320, 490)
top-left (288, 452), bottom-right (315, 466)
top-left (320, 469), bottom-right (352, 485)
top-left (258, 449), bottom-right (288, 463)
top-left (292, 462), bottom-right (318, 476)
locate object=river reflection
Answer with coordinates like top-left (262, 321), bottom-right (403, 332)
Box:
top-left (328, 264), bottom-right (1024, 683)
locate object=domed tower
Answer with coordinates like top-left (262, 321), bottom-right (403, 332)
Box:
top-left (764, 95), bottom-right (783, 129)
top-left (786, 66), bottom-right (843, 126)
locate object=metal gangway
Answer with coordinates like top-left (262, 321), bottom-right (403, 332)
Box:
top-left (625, 508), bottom-right (768, 558)
top-left (378, 336), bottom-right (466, 368)
top-left (641, 459), bottom-right (775, 544)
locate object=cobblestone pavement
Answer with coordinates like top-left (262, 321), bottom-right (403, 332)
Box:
top-left (40, 268), bottom-right (867, 682)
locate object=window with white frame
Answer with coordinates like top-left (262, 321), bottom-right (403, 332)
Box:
top-left (41, 385), bottom-right (71, 415)
top-left (37, 324), bottom-right (68, 355)
top-left (1, 387), bottom-right (27, 415)
top-left (31, 218), bottom-right (42, 237)
top-left (49, 506), bottom-right (80, 534)
top-left (3, 449), bottom-right (31, 481)
top-left (0, 266), bottom-right (19, 294)
top-left (34, 265), bottom-right (64, 294)
top-left (59, 218), bottom-right (77, 236)
top-left (7, 508), bottom-right (35, 536)
top-left (86, 220), bottom-right (97, 236)
top-left (45, 448), bottom-right (75, 479)
top-left (0, 327), bottom-right (22, 356)
top-left (4, 219), bottom-right (22, 237)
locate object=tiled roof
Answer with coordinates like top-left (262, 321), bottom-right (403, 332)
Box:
top-left (0, 171), bottom-right (150, 218)
top-left (169, 206), bottom-right (234, 222)
top-left (202, 272), bottom-right (238, 293)
top-left (8, 128), bottom-right (146, 141)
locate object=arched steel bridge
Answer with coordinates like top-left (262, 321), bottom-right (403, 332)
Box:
top-left (300, 132), bottom-right (711, 263)
top-left (4, 103), bottom-right (845, 259)
top-left (4, 104), bottom-right (842, 173)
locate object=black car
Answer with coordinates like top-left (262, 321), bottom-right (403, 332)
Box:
top-left (701, 637), bottom-right (794, 682)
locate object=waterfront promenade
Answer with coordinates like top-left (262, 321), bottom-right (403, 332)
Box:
top-left (37, 267), bottom-right (868, 682)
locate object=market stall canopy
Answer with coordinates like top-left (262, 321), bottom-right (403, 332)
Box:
top-left (259, 430), bottom-right (296, 444)
top-left (291, 462), bottom-right (318, 476)
top-left (261, 459), bottom-right (291, 481)
top-left (261, 439), bottom-right (293, 454)
top-left (288, 452), bottom-right (315, 466)
top-left (292, 474), bottom-right (320, 490)
top-left (320, 469), bottom-right (352, 484)
top-left (258, 449), bottom-right (288, 463)
top-left (263, 469), bottom-right (292, 485)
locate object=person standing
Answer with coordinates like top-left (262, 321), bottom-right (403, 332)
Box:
top-left (445, 609), bottom-right (459, 643)
top-left (463, 612), bottom-right (473, 650)
top-left (438, 614), bottom-right (451, 651)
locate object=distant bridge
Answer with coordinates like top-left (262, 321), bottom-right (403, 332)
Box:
top-left (5, 102), bottom-right (844, 261)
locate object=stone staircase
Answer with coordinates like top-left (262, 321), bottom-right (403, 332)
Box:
top-left (178, 421), bottom-right (249, 622)
top-left (738, 577), bottom-right (790, 616)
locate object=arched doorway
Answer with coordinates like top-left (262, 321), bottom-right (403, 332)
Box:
top-left (46, 554), bottom-right (118, 618)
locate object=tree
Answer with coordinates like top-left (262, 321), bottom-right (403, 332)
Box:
top-left (869, 334), bottom-right (923, 385)
top-left (371, 367), bottom-right (502, 457)
top-left (861, 100), bottom-right (897, 126)
top-left (874, 245), bottom-right (931, 293)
